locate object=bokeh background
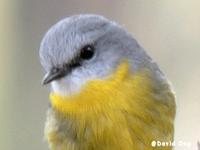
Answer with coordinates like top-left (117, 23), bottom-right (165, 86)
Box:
top-left (1, 0), bottom-right (200, 150)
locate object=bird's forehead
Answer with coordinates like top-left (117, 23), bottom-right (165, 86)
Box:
top-left (40, 15), bottom-right (110, 70)
top-left (46, 15), bottom-right (109, 43)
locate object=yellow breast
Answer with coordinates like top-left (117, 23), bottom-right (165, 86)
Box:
top-left (45, 62), bottom-right (176, 150)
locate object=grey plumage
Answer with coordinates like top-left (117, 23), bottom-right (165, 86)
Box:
top-left (40, 14), bottom-right (164, 95)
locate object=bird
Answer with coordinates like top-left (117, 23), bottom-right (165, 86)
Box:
top-left (39, 14), bottom-right (176, 150)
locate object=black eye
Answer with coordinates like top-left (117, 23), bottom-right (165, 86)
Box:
top-left (80, 45), bottom-right (95, 60)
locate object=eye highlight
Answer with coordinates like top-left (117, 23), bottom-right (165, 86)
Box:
top-left (80, 45), bottom-right (95, 60)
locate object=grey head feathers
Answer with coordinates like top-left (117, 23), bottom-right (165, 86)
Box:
top-left (39, 14), bottom-right (164, 95)
top-left (40, 14), bottom-right (111, 71)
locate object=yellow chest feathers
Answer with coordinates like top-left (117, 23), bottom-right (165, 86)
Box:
top-left (45, 62), bottom-right (176, 150)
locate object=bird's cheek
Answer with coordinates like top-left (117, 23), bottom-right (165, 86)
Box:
top-left (50, 77), bottom-right (84, 96)
top-left (51, 80), bottom-right (66, 94)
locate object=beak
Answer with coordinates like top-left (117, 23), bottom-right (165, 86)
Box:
top-left (42, 68), bottom-right (66, 85)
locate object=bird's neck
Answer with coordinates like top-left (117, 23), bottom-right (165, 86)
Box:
top-left (46, 62), bottom-right (176, 150)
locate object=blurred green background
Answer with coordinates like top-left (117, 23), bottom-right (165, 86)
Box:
top-left (0, 0), bottom-right (200, 150)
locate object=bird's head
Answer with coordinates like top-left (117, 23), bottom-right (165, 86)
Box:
top-left (40, 14), bottom-right (161, 96)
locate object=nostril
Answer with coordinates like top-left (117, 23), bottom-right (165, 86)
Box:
top-left (51, 67), bottom-right (60, 73)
